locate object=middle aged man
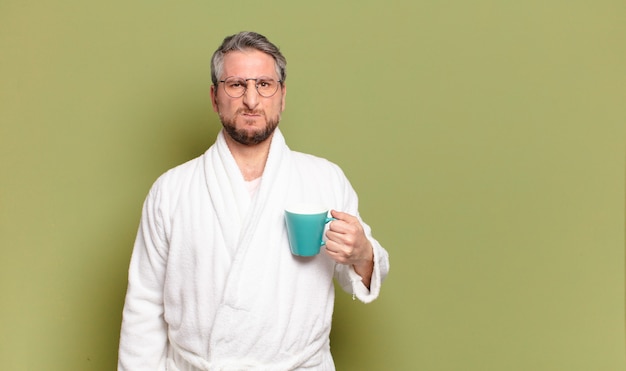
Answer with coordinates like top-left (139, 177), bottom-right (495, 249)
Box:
top-left (118, 31), bottom-right (390, 370)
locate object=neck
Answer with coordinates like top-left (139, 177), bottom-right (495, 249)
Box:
top-left (224, 132), bottom-right (273, 181)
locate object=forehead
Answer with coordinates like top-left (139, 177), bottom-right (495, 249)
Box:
top-left (221, 49), bottom-right (277, 78)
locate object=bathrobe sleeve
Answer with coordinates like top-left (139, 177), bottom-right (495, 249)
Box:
top-left (118, 179), bottom-right (170, 371)
top-left (334, 218), bottom-right (390, 303)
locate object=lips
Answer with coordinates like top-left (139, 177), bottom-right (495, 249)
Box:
top-left (240, 112), bottom-right (264, 122)
top-left (237, 109), bottom-right (264, 117)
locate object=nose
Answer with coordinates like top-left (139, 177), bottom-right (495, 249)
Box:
top-left (242, 80), bottom-right (259, 109)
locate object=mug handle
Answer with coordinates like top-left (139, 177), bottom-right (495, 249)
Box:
top-left (320, 217), bottom-right (337, 246)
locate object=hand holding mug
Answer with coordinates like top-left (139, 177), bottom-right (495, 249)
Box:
top-left (324, 210), bottom-right (374, 287)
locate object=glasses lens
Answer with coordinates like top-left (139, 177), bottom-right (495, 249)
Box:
top-left (256, 78), bottom-right (279, 97)
top-left (222, 77), bottom-right (280, 98)
top-left (223, 77), bottom-right (246, 98)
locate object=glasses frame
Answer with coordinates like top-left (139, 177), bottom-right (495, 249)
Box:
top-left (218, 76), bottom-right (283, 98)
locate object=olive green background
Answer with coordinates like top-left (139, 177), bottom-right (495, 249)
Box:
top-left (1, 1), bottom-right (624, 370)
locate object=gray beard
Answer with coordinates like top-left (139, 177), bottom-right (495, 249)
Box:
top-left (221, 113), bottom-right (280, 146)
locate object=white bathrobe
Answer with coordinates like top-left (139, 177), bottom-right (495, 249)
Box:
top-left (118, 129), bottom-right (389, 370)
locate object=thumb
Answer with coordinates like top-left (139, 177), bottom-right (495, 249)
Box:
top-left (330, 209), bottom-right (352, 221)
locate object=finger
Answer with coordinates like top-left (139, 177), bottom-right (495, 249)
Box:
top-left (326, 225), bottom-right (356, 243)
top-left (325, 230), bottom-right (345, 246)
top-left (330, 209), bottom-right (356, 222)
top-left (323, 241), bottom-right (350, 263)
top-left (323, 239), bottom-right (341, 255)
top-left (329, 220), bottom-right (362, 242)
top-left (327, 218), bottom-right (348, 233)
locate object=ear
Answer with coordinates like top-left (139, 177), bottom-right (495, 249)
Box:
top-left (210, 84), bottom-right (219, 112)
top-left (280, 83), bottom-right (287, 112)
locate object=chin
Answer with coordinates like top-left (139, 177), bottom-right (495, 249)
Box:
top-left (224, 124), bottom-right (277, 146)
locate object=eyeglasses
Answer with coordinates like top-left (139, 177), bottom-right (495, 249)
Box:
top-left (218, 76), bottom-right (282, 98)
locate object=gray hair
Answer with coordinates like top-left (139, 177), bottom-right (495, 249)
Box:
top-left (211, 31), bottom-right (287, 87)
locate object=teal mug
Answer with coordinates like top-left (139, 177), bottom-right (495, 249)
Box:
top-left (285, 205), bottom-right (335, 257)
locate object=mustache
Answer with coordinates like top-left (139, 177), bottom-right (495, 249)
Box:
top-left (236, 108), bottom-right (265, 115)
